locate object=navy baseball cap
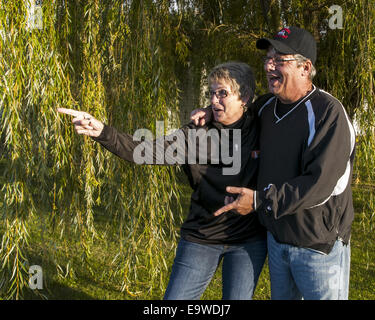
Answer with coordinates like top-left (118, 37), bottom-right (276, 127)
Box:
top-left (256, 26), bottom-right (317, 64)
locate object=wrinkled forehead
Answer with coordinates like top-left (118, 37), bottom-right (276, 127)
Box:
top-left (208, 69), bottom-right (231, 83)
top-left (208, 79), bottom-right (231, 89)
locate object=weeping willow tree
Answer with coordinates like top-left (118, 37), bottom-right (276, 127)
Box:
top-left (0, 0), bottom-right (374, 300)
top-left (0, 0), bottom-right (187, 299)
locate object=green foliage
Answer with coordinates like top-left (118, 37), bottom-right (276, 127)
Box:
top-left (0, 0), bottom-right (374, 299)
top-left (0, 0), bottom-right (185, 299)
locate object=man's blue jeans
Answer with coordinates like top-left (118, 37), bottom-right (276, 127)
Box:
top-left (164, 237), bottom-right (267, 300)
top-left (267, 232), bottom-right (350, 300)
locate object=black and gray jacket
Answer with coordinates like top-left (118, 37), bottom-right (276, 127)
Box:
top-left (93, 112), bottom-right (266, 245)
top-left (253, 85), bottom-right (356, 254)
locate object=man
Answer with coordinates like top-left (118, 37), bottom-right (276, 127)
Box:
top-left (192, 26), bottom-right (356, 300)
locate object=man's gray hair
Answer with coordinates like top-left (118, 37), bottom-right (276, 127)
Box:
top-left (294, 54), bottom-right (316, 80)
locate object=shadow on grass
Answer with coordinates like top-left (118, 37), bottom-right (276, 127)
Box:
top-left (24, 281), bottom-right (96, 300)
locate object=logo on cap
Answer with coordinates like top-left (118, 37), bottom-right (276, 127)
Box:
top-left (275, 28), bottom-right (291, 39)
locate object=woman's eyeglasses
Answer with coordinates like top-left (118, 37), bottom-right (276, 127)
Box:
top-left (205, 89), bottom-right (230, 99)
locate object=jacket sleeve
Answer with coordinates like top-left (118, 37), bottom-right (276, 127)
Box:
top-left (92, 124), bottom-right (189, 165)
top-left (255, 100), bottom-right (355, 219)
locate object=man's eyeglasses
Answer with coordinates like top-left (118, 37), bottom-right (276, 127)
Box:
top-left (263, 56), bottom-right (297, 66)
top-left (205, 89), bottom-right (230, 99)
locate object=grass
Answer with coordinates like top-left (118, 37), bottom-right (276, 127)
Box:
top-left (347, 184), bottom-right (375, 299)
top-left (4, 174), bottom-right (375, 300)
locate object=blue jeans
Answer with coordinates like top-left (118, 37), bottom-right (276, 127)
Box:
top-left (164, 237), bottom-right (267, 300)
top-left (267, 232), bottom-right (350, 300)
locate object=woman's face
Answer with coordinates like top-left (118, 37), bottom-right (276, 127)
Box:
top-left (209, 80), bottom-right (247, 125)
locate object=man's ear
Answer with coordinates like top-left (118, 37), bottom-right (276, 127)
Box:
top-left (302, 60), bottom-right (312, 77)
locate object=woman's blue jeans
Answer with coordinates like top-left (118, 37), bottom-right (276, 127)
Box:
top-left (164, 237), bottom-right (267, 300)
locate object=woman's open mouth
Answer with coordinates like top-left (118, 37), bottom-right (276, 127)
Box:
top-left (213, 107), bottom-right (224, 114)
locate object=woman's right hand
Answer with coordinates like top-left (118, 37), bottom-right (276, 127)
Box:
top-left (190, 106), bottom-right (212, 126)
top-left (57, 108), bottom-right (104, 138)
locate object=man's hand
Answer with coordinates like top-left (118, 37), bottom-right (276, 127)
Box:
top-left (214, 187), bottom-right (255, 216)
top-left (57, 108), bottom-right (104, 138)
top-left (190, 106), bottom-right (212, 126)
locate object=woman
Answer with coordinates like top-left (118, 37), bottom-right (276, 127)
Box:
top-left (58, 62), bottom-right (267, 300)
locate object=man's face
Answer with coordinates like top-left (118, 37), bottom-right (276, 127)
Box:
top-left (264, 47), bottom-right (304, 103)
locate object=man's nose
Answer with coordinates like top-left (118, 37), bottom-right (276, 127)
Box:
top-left (264, 61), bottom-right (276, 72)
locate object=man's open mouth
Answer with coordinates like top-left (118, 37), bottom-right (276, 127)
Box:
top-left (268, 74), bottom-right (281, 85)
